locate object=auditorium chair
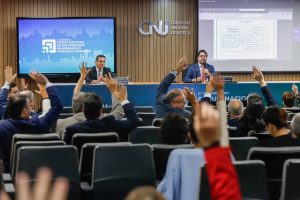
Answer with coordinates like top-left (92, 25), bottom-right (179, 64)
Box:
top-left (229, 137), bottom-right (258, 160)
top-left (287, 112), bottom-right (296, 121)
top-left (129, 126), bottom-right (162, 144)
top-left (79, 142), bottom-right (131, 184)
top-left (199, 160), bottom-right (268, 200)
top-left (152, 144), bottom-right (193, 180)
top-left (152, 118), bottom-right (164, 127)
top-left (137, 112), bottom-right (156, 126)
top-left (102, 106), bottom-right (112, 113)
top-left (248, 147), bottom-right (300, 200)
top-left (283, 107), bottom-right (300, 113)
top-left (71, 132), bottom-right (119, 157)
top-left (58, 113), bottom-right (74, 119)
top-left (134, 106), bottom-right (154, 113)
top-left (249, 131), bottom-right (273, 141)
top-left (280, 159), bottom-right (300, 200)
top-left (87, 144), bottom-right (155, 200)
top-left (61, 106), bottom-right (73, 113)
top-left (15, 146), bottom-right (80, 200)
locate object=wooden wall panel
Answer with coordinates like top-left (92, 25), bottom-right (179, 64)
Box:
top-left (0, 0), bottom-right (300, 86)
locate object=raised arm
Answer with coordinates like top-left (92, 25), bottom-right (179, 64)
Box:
top-left (74, 62), bottom-right (88, 97)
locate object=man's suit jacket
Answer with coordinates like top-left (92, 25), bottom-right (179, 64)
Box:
top-left (64, 102), bottom-right (139, 144)
top-left (85, 66), bottom-right (111, 83)
top-left (184, 63), bottom-right (215, 83)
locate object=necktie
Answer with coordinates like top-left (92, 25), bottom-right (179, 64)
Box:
top-left (201, 66), bottom-right (205, 82)
top-left (98, 69), bottom-right (102, 79)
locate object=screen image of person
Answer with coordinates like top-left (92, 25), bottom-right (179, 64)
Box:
top-left (86, 55), bottom-right (112, 84)
top-left (184, 49), bottom-right (216, 83)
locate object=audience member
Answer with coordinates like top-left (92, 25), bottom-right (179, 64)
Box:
top-left (291, 113), bottom-right (300, 139)
top-left (256, 106), bottom-right (300, 147)
top-left (56, 63), bottom-right (124, 137)
top-left (0, 168), bottom-right (69, 200)
top-left (85, 55), bottom-right (111, 84)
top-left (184, 49), bottom-right (216, 83)
top-left (160, 113), bottom-right (189, 144)
top-left (125, 186), bottom-right (165, 200)
top-left (227, 99), bottom-right (243, 128)
top-left (0, 72), bottom-right (62, 171)
top-left (292, 83), bottom-right (300, 107)
top-left (282, 91), bottom-right (295, 107)
top-left (63, 75), bottom-right (140, 144)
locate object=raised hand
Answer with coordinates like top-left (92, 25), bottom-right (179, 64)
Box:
top-left (292, 83), bottom-right (298, 95)
top-left (28, 72), bottom-right (49, 85)
top-left (175, 57), bottom-right (188, 73)
top-left (104, 73), bottom-right (118, 97)
top-left (117, 84), bottom-right (128, 102)
top-left (183, 87), bottom-right (197, 107)
top-left (211, 74), bottom-right (225, 100)
top-left (251, 66), bottom-right (266, 86)
top-left (21, 78), bottom-right (29, 90)
top-left (79, 62), bottom-right (89, 78)
top-left (4, 66), bottom-right (17, 84)
top-left (34, 83), bottom-right (49, 99)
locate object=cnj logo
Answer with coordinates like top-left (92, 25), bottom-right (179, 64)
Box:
top-left (42, 39), bottom-right (56, 53)
top-left (139, 20), bottom-right (169, 36)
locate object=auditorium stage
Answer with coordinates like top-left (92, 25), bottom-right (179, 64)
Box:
top-left (54, 82), bottom-right (297, 107)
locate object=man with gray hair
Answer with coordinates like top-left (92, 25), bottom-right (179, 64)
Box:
top-left (55, 63), bottom-right (124, 137)
top-left (291, 113), bottom-right (300, 139)
top-left (228, 99), bottom-right (243, 128)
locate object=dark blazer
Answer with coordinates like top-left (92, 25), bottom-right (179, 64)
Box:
top-left (0, 86), bottom-right (63, 170)
top-left (85, 66), bottom-right (112, 83)
top-left (64, 102), bottom-right (140, 144)
top-left (184, 63), bottom-right (215, 83)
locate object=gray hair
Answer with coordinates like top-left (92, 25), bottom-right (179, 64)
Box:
top-left (228, 99), bottom-right (243, 116)
top-left (72, 92), bottom-right (86, 113)
top-left (19, 90), bottom-right (34, 102)
top-left (291, 113), bottom-right (300, 136)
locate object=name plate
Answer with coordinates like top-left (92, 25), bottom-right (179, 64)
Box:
top-left (116, 77), bottom-right (129, 85)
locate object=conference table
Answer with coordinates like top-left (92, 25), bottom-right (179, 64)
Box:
top-left (54, 82), bottom-right (298, 107)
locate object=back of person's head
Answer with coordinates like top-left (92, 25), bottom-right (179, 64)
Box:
top-left (72, 92), bottom-right (86, 114)
top-left (291, 113), bottom-right (300, 137)
top-left (245, 97), bottom-right (265, 121)
top-left (8, 82), bottom-right (18, 96)
top-left (83, 93), bottom-right (102, 120)
top-left (263, 106), bottom-right (288, 129)
top-left (160, 113), bottom-right (189, 144)
top-left (164, 89), bottom-right (183, 104)
top-left (228, 99), bottom-right (243, 117)
top-left (19, 90), bottom-right (34, 102)
top-left (7, 95), bottom-right (29, 120)
top-left (247, 93), bottom-right (262, 105)
top-left (282, 91), bottom-right (295, 107)
top-left (125, 186), bottom-right (165, 200)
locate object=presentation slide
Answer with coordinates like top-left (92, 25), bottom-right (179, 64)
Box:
top-left (17, 18), bottom-right (116, 75)
top-left (198, 0), bottom-right (300, 72)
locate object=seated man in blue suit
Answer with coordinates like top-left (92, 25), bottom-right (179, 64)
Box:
top-left (184, 49), bottom-right (216, 83)
top-left (85, 54), bottom-right (112, 84)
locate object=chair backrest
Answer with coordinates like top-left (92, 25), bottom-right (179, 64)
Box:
top-left (287, 112), bottom-right (296, 121)
top-left (152, 118), bottom-right (163, 127)
top-left (152, 144), bottom-right (193, 180)
top-left (11, 141), bottom-right (66, 177)
top-left (283, 107), bottom-right (300, 113)
top-left (16, 146), bottom-right (80, 200)
top-left (249, 132), bottom-right (273, 141)
top-left (199, 160), bottom-right (268, 200)
top-left (137, 112), bottom-right (156, 126)
top-left (134, 106), bottom-right (154, 113)
top-left (102, 106), bottom-right (112, 113)
top-left (280, 159), bottom-right (300, 200)
top-left (229, 137), bottom-right (258, 161)
top-left (71, 132), bottom-right (119, 157)
top-left (61, 106), bottom-right (73, 113)
top-left (129, 126), bottom-right (161, 144)
top-left (10, 133), bottom-right (60, 168)
top-left (79, 142), bottom-right (131, 184)
top-left (248, 147), bottom-right (300, 200)
top-left (92, 144), bottom-right (155, 200)
top-left (59, 113), bottom-right (74, 119)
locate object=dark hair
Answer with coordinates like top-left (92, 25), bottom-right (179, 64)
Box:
top-left (247, 93), bottom-right (263, 105)
top-left (9, 83), bottom-right (17, 91)
top-left (196, 49), bottom-right (208, 58)
top-left (95, 54), bottom-right (106, 62)
top-left (83, 93), bottom-right (103, 120)
top-left (188, 113), bottom-right (199, 144)
top-left (160, 113), bottom-right (189, 145)
top-left (7, 95), bottom-right (28, 119)
top-left (164, 89), bottom-right (182, 104)
top-left (282, 91), bottom-right (295, 107)
top-left (263, 106), bottom-right (288, 129)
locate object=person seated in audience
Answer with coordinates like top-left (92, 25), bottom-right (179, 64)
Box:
top-left (291, 113), bottom-right (300, 139)
top-left (0, 72), bottom-right (62, 171)
top-left (0, 66), bottom-right (51, 119)
top-left (55, 63), bottom-right (124, 137)
top-left (126, 186), bottom-right (165, 200)
top-left (155, 57), bottom-right (212, 118)
top-left (256, 106), bottom-right (300, 147)
top-left (282, 91), bottom-right (296, 107)
top-left (227, 99), bottom-right (243, 128)
top-left (292, 83), bottom-right (300, 107)
top-left (159, 113), bottom-right (189, 145)
top-left (63, 75), bottom-right (140, 144)
top-left (237, 66), bottom-right (277, 136)
top-left (0, 167), bottom-right (69, 200)
top-left (157, 74), bottom-right (233, 200)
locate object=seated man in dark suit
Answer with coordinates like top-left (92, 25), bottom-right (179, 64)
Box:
top-left (184, 49), bottom-right (215, 83)
top-left (85, 54), bottom-right (112, 84)
top-left (0, 72), bottom-right (63, 171)
top-left (64, 75), bottom-right (140, 144)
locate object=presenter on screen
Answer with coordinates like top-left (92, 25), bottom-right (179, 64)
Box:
top-left (184, 49), bottom-right (216, 83)
top-left (85, 55), bottom-right (112, 84)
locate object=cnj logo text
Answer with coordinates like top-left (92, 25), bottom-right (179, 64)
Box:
top-left (139, 20), bottom-right (169, 36)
